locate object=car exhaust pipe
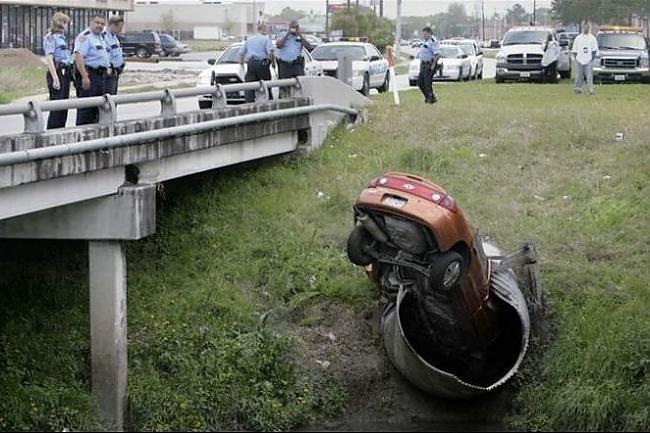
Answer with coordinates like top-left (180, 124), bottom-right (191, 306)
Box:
top-left (357, 213), bottom-right (388, 243)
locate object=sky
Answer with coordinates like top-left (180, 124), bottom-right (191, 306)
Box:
top-left (260, 0), bottom-right (553, 18)
top-left (148, 1), bottom-right (553, 18)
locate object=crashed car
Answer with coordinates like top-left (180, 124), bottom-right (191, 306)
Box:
top-left (346, 173), bottom-right (540, 398)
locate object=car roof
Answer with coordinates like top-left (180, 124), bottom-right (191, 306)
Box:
top-left (509, 26), bottom-right (554, 32)
top-left (316, 42), bottom-right (370, 47)
top-left (442, 39), bottom-right (475, 44)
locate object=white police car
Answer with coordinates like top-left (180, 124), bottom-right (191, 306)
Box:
top-left (196, 42), bottom-right (324, 108)
top-left (310, 42), bottom-right (390, 96)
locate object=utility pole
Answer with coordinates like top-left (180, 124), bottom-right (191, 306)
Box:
top-left (395, 0), bottom-right (402, 57)
top-left (482, 0), bottom-right (486, 41)
top-left (325, 0), bottom-right (329, 40)
top-left (380, 0), bottom-right (383, 18)
top-left (533, 0), bottom-right (537, 25)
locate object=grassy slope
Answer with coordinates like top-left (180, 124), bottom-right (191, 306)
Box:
top-left (1, 82), bottom-right (649, 431)
top-left (0, 66), bottom-right (47, 104)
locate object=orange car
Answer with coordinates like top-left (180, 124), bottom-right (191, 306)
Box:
top-left (347, 172), bottom-right (538, 398)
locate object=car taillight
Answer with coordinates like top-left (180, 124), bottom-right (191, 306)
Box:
top-left (439, 194), bottom-right (458, 213)
top-left (370, 175), bottom-right (458, 213)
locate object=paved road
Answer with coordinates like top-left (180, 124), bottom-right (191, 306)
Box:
top-left (0, 54), bottom-right (496, 136)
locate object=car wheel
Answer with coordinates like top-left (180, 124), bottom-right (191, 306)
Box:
top-left (360, 74), bottom-right (370, 96)
top-left (347, 226), bottom-right (374, 266)
top-left (136, 47), bottom-right (150, 59)
top-left (409, 79), bottom-right (417, 87)
top-left (457, 68), bottom-right (463, 82)
top-left (495, 76), bottom-right (505, 84)
top-left (478, 69), bottom-right (483, 80)
top-left (560, 69), bottom-right (571, 79)
top-left (430, 251), bottom-right (464, 291)
top-left (378, 71), bottom-right (390, 93)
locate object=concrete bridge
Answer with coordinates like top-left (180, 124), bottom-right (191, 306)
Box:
top-left (0, 77), bottom-right (368, 430)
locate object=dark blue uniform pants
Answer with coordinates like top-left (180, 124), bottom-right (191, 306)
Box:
top-left (46, 66), bottom-right (71, 129)
top-left (75, 69), bottom-right (106, 126)
top-left (418, 61), bottom-right (437, 103)
top-left (245, 59), bottom-right (273, 103)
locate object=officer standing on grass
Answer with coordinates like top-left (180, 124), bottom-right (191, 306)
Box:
top-left (416, 27), bottom-right (441, 104)
top-left (74, 14), bottom-right (111, 125)
top-left (43, 12), bottom-right (72, 129)
top-left (239, 22), bottom-right (274, 103)
top-left (276, 20), bottom-right (313, 79)
top-left (103, 15), bottom-right (125, 95)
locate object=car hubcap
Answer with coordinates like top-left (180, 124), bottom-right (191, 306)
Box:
top-left (442, 261), bottom-right (461, 288)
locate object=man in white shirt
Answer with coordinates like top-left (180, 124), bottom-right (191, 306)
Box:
top-left (542, 33), bottom-right (560, 83)
top-left (572, 21), bottom-right (599, 95)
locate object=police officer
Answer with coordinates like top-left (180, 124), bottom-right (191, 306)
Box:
top-left (239, 22), bottom-right (274, 103)
top-left (43, 12), bottom-right (72, 129)
top-left (416, 27), bottom-right (441, 104)
top-left (103, 15), bottom-right (125, 95)
top-left (276, 21), bottom-right (313, 80)
top-left (74, 14), bottom-right (111, 125)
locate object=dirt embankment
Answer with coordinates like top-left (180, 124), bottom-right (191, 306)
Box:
top-left (0, 48), bottom-right (46, 69)
top-left (294, 302), bottom-right (513, 431)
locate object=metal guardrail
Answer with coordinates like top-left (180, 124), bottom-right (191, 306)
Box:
top-left (0, 104), bottom-right (358, 167)
top-left (0, 78), bottom-right (303, 134)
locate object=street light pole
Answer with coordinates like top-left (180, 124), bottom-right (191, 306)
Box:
top-left (395, 0), bottom-right (402, 57)
top-left (533, 0), bottom-right (537, 25)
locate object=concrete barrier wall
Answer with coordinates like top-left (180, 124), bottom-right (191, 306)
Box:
top-left (0, 99), bottom-right (311, 189)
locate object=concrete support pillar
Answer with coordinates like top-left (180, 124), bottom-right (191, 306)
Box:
top-left (89, 240), bottom-right (128, 431)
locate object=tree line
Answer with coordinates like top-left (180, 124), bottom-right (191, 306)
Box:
top-left (551, 0), bottom-right (650, 25)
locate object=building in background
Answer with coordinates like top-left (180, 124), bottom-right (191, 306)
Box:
top-left (126, 1), bottom-right (264, 41)
top-left (0, 0), bottom-right (134, 53)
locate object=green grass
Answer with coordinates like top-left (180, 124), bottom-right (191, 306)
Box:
top-left (0, 66), bottom-right (47, 103)
top-left (185, 40), bottom-right (232, 53)
top-left (1, 81), bottom-right (649, 431)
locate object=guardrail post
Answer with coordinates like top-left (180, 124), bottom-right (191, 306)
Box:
top-left (98, 94), bottom-right (117, 127)
top-left (211, 84), bottom-right (227, 109)
top-left (23, 101), bottom-right (45, 134)
top-left (160, 89), bottom-right (177, 117)
top-left (290, 78), bottom-right (303, 97)
top-left (255, 81), bottom-right (269, 103)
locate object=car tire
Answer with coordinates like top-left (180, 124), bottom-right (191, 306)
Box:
top-left (409, 79), bottom-right (417, 87)
top-left (378, 71), bottom-right (390, 93)
top-left (429, 251), bottom-right (464, 291)
top-left (478, 69), bottom-right (483, 80)
top-left (560, 69), bottom-right (571, 79)
top-left (360, 74), bottom-right (370, 96)
top-left (347, 226), bottom-right (374, 267)
top-left (136, 47), bottom-right (151, 59)
top-left (495, 76), bottom-right (505, 84)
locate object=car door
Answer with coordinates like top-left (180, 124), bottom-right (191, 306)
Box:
top-left (367, 45), bottom-right (387, 87)
top-left (474, 43), bottom-right (484, 75)
top-left (302, 48), bottom-right (322, 76)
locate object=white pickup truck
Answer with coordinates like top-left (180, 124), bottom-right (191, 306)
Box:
top-left (495, 26), bottom-right (571, 83)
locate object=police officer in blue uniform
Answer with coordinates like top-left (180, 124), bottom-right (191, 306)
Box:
top-left (417, 27), bottom-right (441, 104)
top-left (74, 14), bottom-right (111, 125)
top-left (239, 22), bottom-right (274, 103)
top-left (276, 21), bottom-right (313, 80)
top-left (103, 15), bottom-right (125, 95)
top-left (43, 12), bottom-right (72, 129)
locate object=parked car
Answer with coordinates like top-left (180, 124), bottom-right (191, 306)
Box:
top-left (346, 172), bottom-right (537, 397)
top-left (594, 26), bottom-right (650, 83)
top-left (119, 31), bottom-right (162, 58)
top-left (195, 42), bottom-right (324, 108)
top-left (557, 31), bottom-right (578, 50)
top-left (410, 38), bottom-right (423, 48)
top-left (304, 34), bottom-right (323, 51)
top-left (408, 44), bottom-right (472, 85)
top-left (310, 42), bottom-right (390, 96)
top-left (495, 26), bottom-right (571, 83)
top-left (443, 38), bottom-right (484, 80)
top-left (159, 33), bottom-right (190, 57)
